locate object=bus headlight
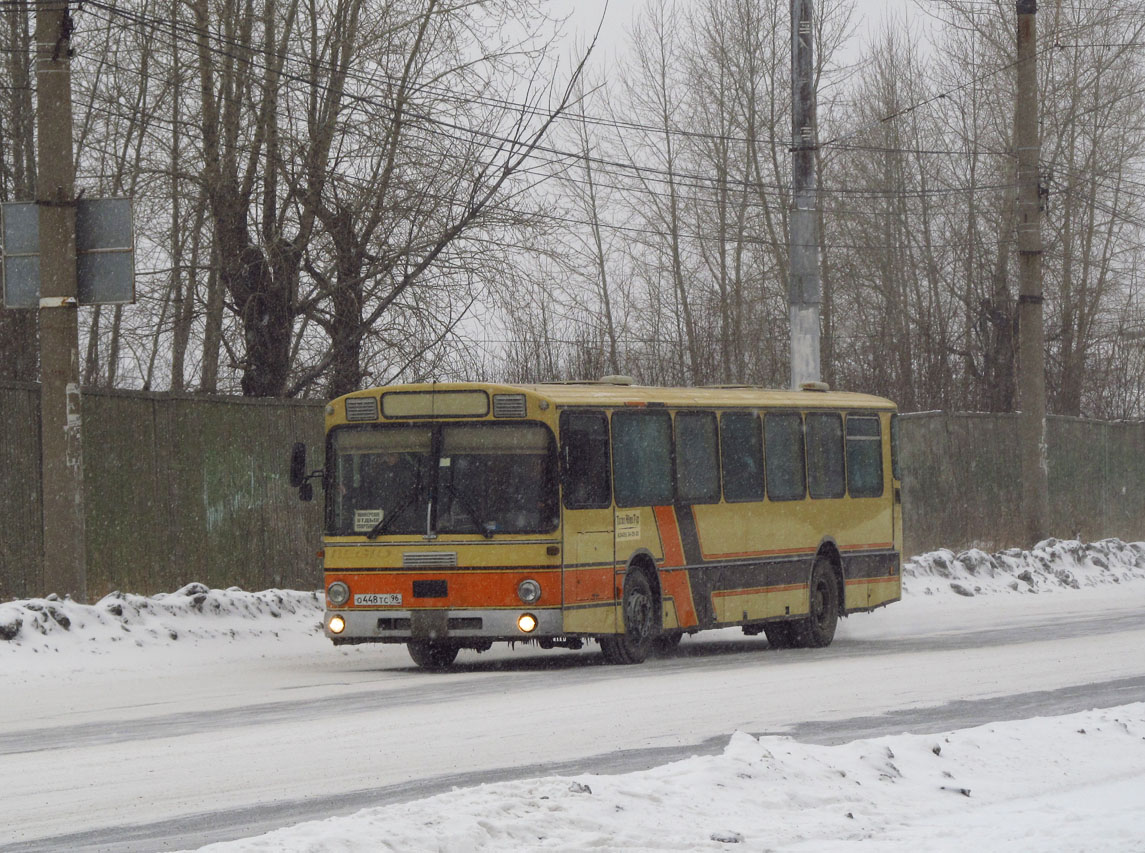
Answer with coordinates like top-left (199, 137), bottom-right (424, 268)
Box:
top-left (517, 613), bottom-right (538, 633)
top-left (327, 581), bottom-right (350, 606)
top-left (328, 615), bottom-right (346, 634)
top-left (517, 579), bottom-right (541, 604)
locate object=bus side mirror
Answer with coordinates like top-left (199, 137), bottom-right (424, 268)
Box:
top-left (299, 481), bottom-right (314, 502)
top-left (289, 442), bottom-right (307, 488)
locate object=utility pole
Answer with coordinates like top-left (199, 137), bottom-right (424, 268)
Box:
top-left (36, 0), bottom-right (87, 601)
top-left (789, 0), bottom-right (821, 389)
top-left (1015, 0), bottom-right (1049, 545)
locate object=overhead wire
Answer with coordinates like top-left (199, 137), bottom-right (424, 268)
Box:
top-left (59, 37), bottom-right (1026, 212)
top-left (8, 0), bottom-right (1145, 286)
top-left (10, 0), bottom-right (1145, 157)
top-left (56, 12), bottom-right (1036, 214)
top-left (1, 0), bottom-right (1113, 215)
top-left (68, 0), bottom-right (1065, 189)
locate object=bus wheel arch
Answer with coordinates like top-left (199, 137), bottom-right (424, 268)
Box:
top-left (629, 552), bottom-right (662, 605)
top-left (816, 541), bottom-right (846, 615)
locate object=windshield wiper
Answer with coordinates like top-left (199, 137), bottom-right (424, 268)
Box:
top-left (443, 482), bottom-right (495, 539)
top-left (365, 493), bottom-right (418, 540)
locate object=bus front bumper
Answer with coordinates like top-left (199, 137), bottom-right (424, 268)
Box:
top-left (324, 607), bottom-right (565, 644)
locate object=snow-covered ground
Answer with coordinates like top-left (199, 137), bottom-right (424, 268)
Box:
top-left (5, 537), bottom-right (1142, 659)
top-left (186, 705), bottom-right (1145, 852)
top-left (3, 539), bottom-right (1145, 852)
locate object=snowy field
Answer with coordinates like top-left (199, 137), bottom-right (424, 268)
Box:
top-left (3, 539), bottom-right (1145, 851)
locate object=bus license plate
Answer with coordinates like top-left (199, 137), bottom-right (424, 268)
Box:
top-left (354, 593), bottom-right (402, 606)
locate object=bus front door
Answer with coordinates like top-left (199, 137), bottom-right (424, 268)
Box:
top-left (562, 507), bottom-right (616, 635)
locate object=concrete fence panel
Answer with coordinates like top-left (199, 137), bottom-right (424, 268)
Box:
top-left (898, 412), bottom-right (1025, 556)
top-left (1, 382), bottom-right (324, 599)
top-left (0, 382), bottom-right (43, 600)
top-left (1048, 417), bottom-right (1107, 543)
top-left (3, 382), bottom-right (1145, 599)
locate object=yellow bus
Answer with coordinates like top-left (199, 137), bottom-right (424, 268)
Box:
top-left (290, 378), bottom-right (901, 669)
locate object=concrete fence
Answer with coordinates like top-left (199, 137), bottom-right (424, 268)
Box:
top-left (1, 382), bottom-right (324, 600)
top-left (898, 412), bottom-right (1145, 555)
top-left (3, 381), bottom-right (1144, 599)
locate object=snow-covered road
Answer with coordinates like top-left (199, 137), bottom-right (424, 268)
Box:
top-left (2, 540), bottom-right (1145, 851)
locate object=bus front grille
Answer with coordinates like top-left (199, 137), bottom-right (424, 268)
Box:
top-left (448, 617), bottom-right (483, 630)
top-left (378, 618), bottom-right (412, 631)
top-left (377, 616), bottom-right (482, 631)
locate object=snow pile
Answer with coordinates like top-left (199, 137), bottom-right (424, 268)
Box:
top-left (0, 583), bottom-right (322, 654)
top-left (903, 537), bottom-right (1145, 598)
top-left (3, 539), bottom-right (1144, 654)
top-left (195, 704), bottom-right (1145, 852)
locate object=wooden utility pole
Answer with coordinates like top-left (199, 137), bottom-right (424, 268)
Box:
top-left (1015, 0), bottom-right (1049, 544)
top-left (36, 0), bottom-right (87, 601)
top-left (789, 0), bottom-right (821, 389)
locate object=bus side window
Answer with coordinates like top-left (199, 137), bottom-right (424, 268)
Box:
top-left (612, 410), bottom-right (673, 507)
top-left (846, 415), bottom-right (884, 498)
top-left (764, 412), bottom-right (806, 501)
top-left (560, 411), bottom-right (612, 508)
top-left (675, 411), bottom-right (720, 504)
top-left (721, 412), bottom-right (764, 502)
top-left (806, 413), bottom-right (846, 499)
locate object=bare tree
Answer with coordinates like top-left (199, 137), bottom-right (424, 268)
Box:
top-left (615, 0), bottom-right (700, 383)
top-left (1038, 4), bottom-right (1145, 415)
top-left (818, 0), bottom-right (1145, 417)
top-left (178, 0), bottom-right (586, 397)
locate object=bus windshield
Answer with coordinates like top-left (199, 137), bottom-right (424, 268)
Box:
top-left (328, 422), bottom-right (557, 537)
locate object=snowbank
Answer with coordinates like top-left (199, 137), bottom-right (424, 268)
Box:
top-left (904, 537), bottom-right (1145, 597)
top-left (2, 539), bottom-right (1144, 654)
top-left (193, 703), bottom-right (1145, 852)
top-left (0, 583), bottom-right (321, 656)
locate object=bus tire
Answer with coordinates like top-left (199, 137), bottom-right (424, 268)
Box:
top-left (794, 558), bottom-right (840, 648)
top-left (763, 622), bottom-right (797, 649)
top-left (600, 569), bottom-right (657, 664)
top-left (653, 631), bottom-right (683, 654)
top-left (407, 640), bottom-right (460, 670)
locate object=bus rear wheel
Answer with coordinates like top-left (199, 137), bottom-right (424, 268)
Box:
top-left (763, 622), bottom-right (797, 649)
top-left (600, 570), bottom-right (657, 664)
top-left (407, 640), bottom-right (460, 670)
top-left (794, 558), bottom-right (840, 648)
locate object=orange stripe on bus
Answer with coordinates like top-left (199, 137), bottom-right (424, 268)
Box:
top-left (660, 569), bottom-right (699, 628)
top-left (701, 546), bottom-right (812, 560)
top-left (711, 583), bottom-right (804, 599)
top-left (649, 506), bottom-right (699, 628)
top-left (653, 506), bottom-right (686, 567)
top-left (845, 575), bottom-right (900, 586)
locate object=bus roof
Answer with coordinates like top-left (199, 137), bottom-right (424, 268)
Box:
top-left (333, 381), bottom-right (896, 412)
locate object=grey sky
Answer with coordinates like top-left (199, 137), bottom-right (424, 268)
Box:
top-left (561, 0), bottom-right (924, 65)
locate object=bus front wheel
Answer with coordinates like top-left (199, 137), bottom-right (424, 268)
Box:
top-left (407, 640), bottom-right (460, 670)
top-left (600, 570), bottom-right (657, 664)
top-left (653, 631), bottom-right (684, 654)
